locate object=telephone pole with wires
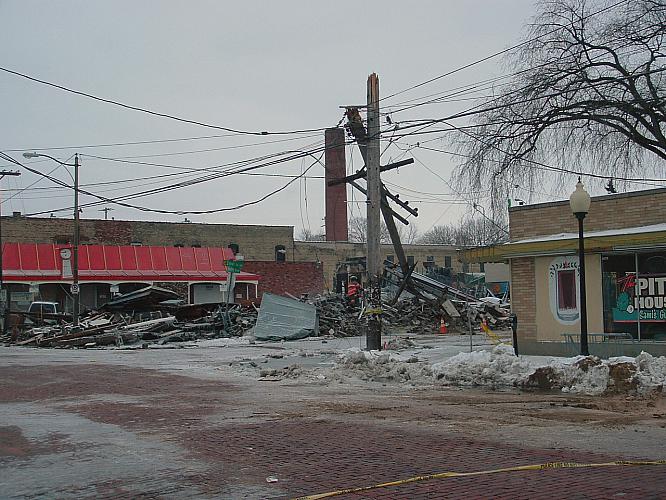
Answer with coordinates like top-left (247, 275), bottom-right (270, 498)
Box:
top-left (334, 75), bottom-right (423, 349)
top-left (99, 207), bottom-right (114, 220)
top-left (366, 73), bottom-right (382, 350)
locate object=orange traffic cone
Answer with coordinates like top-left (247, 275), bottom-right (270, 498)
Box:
top-left (439, 318), bottom-right (448, 334)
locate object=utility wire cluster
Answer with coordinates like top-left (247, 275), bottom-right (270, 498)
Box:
top-left (2, 0), bottom-right (658, 219)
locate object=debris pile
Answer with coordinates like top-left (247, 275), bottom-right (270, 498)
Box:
top-left (3, 285), bottom-right (259, 349)
top-left (315, 294), bottom-right (511, 337)
top-left (4, 279), bottom-right (511, 348)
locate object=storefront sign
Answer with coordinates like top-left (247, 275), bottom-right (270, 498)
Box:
top-left (613, 273), bottom-right (666, 322)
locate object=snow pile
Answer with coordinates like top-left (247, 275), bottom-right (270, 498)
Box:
top-left (632, 352), bottom-right (666, 394)
top-left (555, 357), bottom-right (610, 395)
top-left (331, 348), bottom-right (432, 384)
top-left (198, 337), bottom-right (254, 348)
top-left (431, 346), bottom-right (666, 395)
top-left (432, 345), bottom-right (533, 388)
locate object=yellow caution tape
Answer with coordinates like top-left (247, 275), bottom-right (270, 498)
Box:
top-left (293, 460), bottom-right (666, 500)
top-left (480, 320), bottom-right (504, 345)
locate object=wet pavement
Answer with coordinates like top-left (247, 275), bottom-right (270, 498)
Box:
top-left (2, 337), bottom-right (666, 499)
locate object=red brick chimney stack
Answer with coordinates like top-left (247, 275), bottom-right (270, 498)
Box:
top-left (324, 128), bottom-right (348, 241)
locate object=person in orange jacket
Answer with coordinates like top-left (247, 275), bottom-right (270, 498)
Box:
top-left (346, 276), bottom-right (363, 308)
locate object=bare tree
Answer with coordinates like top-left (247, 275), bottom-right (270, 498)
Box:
top-left (348, 216), bottom-right (416, 244)
top-left (419, 216), bottom-right (508, 246)
top-left (400, 222), bottom-right (420, 244)
top-left (453, 0), bottom-right (666, 214)
top-left (297, 229), bottom-right (325, 241)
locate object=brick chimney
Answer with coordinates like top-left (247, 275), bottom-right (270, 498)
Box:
top-left (324, 128), bottom-right (348, 241)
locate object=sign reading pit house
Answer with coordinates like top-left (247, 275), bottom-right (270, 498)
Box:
top-left (613, 274), bottom-right (666, 323)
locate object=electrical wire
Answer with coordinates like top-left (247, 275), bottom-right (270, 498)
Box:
top-left (0, 65), bottom-right (333, 136)
top-left (0, 131), bottom-right (320, 153)
top-left (0, 141), bottom-right (333, 216)
top-left (380, 0), bottom-right (631, 103)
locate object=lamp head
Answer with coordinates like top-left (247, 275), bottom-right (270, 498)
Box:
top-left (570, 178), bottom-right (591, 215)
top-left (22, 152), bottom-right (39, 159)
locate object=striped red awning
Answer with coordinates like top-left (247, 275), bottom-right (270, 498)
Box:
top-left (1, 243), bottom-right (259, 283)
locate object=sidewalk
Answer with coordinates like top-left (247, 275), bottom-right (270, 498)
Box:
top-left (1, 345), bottom-right (665, 499)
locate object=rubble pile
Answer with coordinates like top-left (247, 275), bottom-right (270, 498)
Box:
top-left (3, 280), bottom-right (512, 348)
top-left (315, 293), bottom-right (512, 337)
top-left (3, 286), bottom-right (259, 349)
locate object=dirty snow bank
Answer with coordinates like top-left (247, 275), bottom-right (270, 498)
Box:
top-left (431, 345), bottom-right (666, 395)
top-left (431, 345), bottom-right (532, 388)
top-left (331, 349), bottom-right (432, 384)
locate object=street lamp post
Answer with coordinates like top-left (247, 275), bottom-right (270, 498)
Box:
top-left (23, 152), bottom-right (80, 327)
top-left (569, 178), bottom-right (591, 356)
top-left (0, 170), bottom-right (21, 335)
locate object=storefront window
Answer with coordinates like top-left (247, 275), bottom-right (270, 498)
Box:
top-left (602, 252), bottom-right (666, 340)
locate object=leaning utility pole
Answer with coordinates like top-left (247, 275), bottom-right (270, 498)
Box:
top-left (365, 73), bottom-right (382, 350)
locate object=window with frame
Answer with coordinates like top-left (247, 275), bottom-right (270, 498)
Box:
top-left (445, 256), bottom-right (452, 268)
top-left (557, 269), bottom-right (577, 310)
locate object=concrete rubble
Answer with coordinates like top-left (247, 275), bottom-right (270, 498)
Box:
top-left (316, 293), bottom-right (511, 337)
top-left (2, 282), bottom-right (511, 348)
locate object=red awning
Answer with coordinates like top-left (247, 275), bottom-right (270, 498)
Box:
top-left (1, 243), bottom-right (259, 283)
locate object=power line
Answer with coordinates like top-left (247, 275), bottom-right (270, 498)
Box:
top-left (1, 143), bottom-right (331, 215)
top-left (0, 65), bottom-right (334, 137)
top-left (1, 169), bottom-right (327, 195)
top-left (382, 35), bottom-right (648, 116)
top-left (0, 132), bottom-right (262, 152)
top-left (408, 128), bottom-right (666, 184)
top-left (380, 0), bottom-right (631, 103)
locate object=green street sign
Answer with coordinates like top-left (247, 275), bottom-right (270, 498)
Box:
top-left (225, 259), bottom-right (244, 273)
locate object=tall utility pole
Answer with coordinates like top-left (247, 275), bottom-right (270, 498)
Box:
top-left (366, 73), bottom-right (382, 350)
top-left (99, 207), bottom-right (114, 220)
top-left (0, 170), bottom-right (22, 335)
top-left (72, 154), bottom-right (80, 328)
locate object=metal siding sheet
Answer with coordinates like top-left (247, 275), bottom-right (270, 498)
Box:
top-left (119, 246), bottom-right (138, 270)
top-left (37, 244), bottom-right (57, 271)
top-left (3, 243), bottom-right (20, 270)
top-left (222, 248), bottom-right (235, 260)
top-left (165, 247), bottom-right (182, 271)
top-left (104, 246), bottom-right (122, 270)
top-left (180, 247), bottom-right (196, 271)
top-left (209, 248), bottom-right (225, 271)
top-left (87, 245), bottom-right (106, 270)
top-left (135, 246), bottom-right (153, 270)
top-left (0, 243), bottom-right (258, 283)
top-left (20, 243), bottom-right (38, 270)
top-left (194, 247), bottom-right (211, 271)
top-left (150, 246), bottom-right (168, 270)
top-left (253, 293), bottom-right (318, 340)
top-left (78, 245), bottom-right (90, 270)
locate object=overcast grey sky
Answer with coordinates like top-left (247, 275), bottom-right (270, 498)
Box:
top-left (0, 0), bottom-right (541, 236)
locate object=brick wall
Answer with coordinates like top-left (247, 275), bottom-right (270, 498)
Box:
top-left (4, 216), bottom-right (479, 294)
top-left (510, 187), bottom-right (666, 240)
top-left (510, 257), bottom-right (537, 341)
top-left (2, 216), bottom-right (294, 261)
top-left (243, 261), bottom-right (325, 298)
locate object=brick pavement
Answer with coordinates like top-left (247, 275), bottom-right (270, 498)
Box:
top-left (1, 363), bottom-right (665, 499)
